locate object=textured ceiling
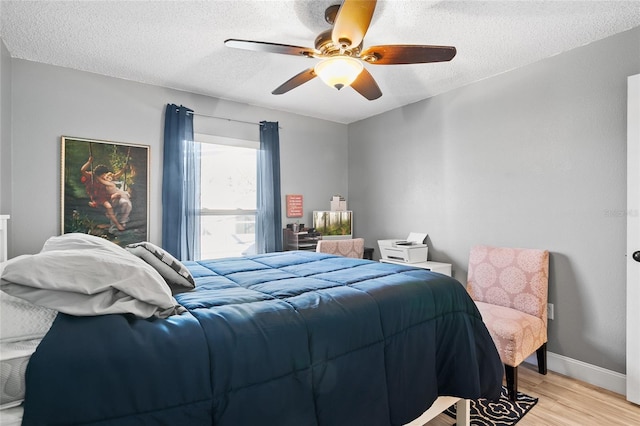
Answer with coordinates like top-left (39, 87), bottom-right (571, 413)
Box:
top-left (1, 0), bottom-right (640, 124)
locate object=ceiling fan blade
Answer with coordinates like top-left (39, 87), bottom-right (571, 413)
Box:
top-left (225, 39), bottom-right (320, 58)
top-left (332, 0), bottom-right (377, 49)
top-left (360, 45), bottom-right (457, 65)
top-left (350, 68), bottom-right (382, 100)
top-left (272, 68), bottom-right (317, 95)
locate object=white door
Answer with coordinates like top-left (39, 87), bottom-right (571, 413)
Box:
top-left (627, 73), bottom-right (640, 404)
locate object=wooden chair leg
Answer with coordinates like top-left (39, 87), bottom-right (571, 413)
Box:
top-left (505, 365), bottom-right (518, 402)
top-left (536, 342), bottom-right (548, 375)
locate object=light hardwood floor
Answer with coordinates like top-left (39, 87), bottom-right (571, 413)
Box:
top-left (425, 363), bottom-right (640, 426)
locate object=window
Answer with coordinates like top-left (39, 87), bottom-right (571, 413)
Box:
top-left (197, 135), bottom-right (258, 259)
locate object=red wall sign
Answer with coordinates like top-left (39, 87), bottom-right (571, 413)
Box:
top-left (286, 194), bottom-right (303, 218)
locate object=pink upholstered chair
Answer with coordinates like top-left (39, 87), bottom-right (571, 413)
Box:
top-left (316, 238), bottom-right (365, 259)
top-left (466, 245), bottom-right (549, 401)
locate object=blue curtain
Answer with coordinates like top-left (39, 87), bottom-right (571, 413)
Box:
top-left (162, 104), bottom-right (201, 260)
top-left (256, 121), bottom-right (282, 253)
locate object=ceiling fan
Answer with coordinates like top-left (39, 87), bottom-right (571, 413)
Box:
top-left (224, 0), bottom-right (456, 100)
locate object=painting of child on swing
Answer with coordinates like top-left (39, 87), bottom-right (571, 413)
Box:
top-left (62, 137), bottom-right (149, 246)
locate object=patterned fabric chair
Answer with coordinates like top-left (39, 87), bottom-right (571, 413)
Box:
top-left (466, 245), bottom-right (549, 401)
top-left (316, 238), bottom-right (365, 259)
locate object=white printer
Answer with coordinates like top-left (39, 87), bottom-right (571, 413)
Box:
top-left (378, 232), bottom-right (428, 264)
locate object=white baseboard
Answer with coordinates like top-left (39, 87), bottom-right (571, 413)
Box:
top-left (524, 351), bottom-right (626, 396)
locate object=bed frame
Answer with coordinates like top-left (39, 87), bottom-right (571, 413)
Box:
top-left (404, 397), bottom-right (469, 426)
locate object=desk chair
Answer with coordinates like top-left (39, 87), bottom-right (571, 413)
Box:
top-left (316, 238), bottom-right (365, 259)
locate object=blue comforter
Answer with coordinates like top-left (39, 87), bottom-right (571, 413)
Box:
top-left (22, 251), bottom-right (503, 425)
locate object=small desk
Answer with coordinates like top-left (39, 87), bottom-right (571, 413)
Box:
top-left (380, 259), bottom-right (452, 277)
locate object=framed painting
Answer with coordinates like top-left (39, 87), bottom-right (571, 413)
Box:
top-left (61, 136), bottom-right (149, 246)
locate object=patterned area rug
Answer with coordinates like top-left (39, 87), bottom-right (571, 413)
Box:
top-left (444, 386), bottom-right (538, 426)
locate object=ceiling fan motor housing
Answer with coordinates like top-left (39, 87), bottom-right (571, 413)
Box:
top-left (315, 29), bottom-right (361, 57)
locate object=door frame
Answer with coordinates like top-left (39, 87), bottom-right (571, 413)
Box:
top-left (627, 73), bottom-right (639, 404)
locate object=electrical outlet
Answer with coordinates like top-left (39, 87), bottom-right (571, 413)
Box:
top-left (547, 303), bottom-right (554, 320)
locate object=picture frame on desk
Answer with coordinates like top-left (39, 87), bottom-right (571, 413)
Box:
top-left (312, 210), bottom-right (352, 240)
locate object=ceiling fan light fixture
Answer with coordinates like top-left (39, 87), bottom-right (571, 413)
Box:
top-left (314, 56), bottom-right (363, 90)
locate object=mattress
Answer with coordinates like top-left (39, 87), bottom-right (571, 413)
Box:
top-left (0, 286), bottom-right (56, 415)
top-left (0, 339), bottom-right (41, 410)
top-left (0, 405), bottom-right (23, 426)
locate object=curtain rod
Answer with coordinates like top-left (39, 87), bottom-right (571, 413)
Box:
top-left (189, 111), bottom-right (282, 129)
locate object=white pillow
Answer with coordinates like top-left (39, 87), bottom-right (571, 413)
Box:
top-left (41, 232), bottom-right (119, 253)
top-left (0, 234), bottom-right (186, 319)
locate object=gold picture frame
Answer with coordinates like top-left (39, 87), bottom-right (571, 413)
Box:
top-left (61, 136), bottom-right (150, 246)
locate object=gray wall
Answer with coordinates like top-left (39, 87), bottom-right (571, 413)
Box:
top-left (5, 59), bottom-right (348, 256)
top-left (0, 39), bottom-right (11, 215)
top-left (348, 26), bottom-right (640, 374)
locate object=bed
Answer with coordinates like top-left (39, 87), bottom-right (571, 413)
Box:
top-left (0, 234), bottom-right (503, 426)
